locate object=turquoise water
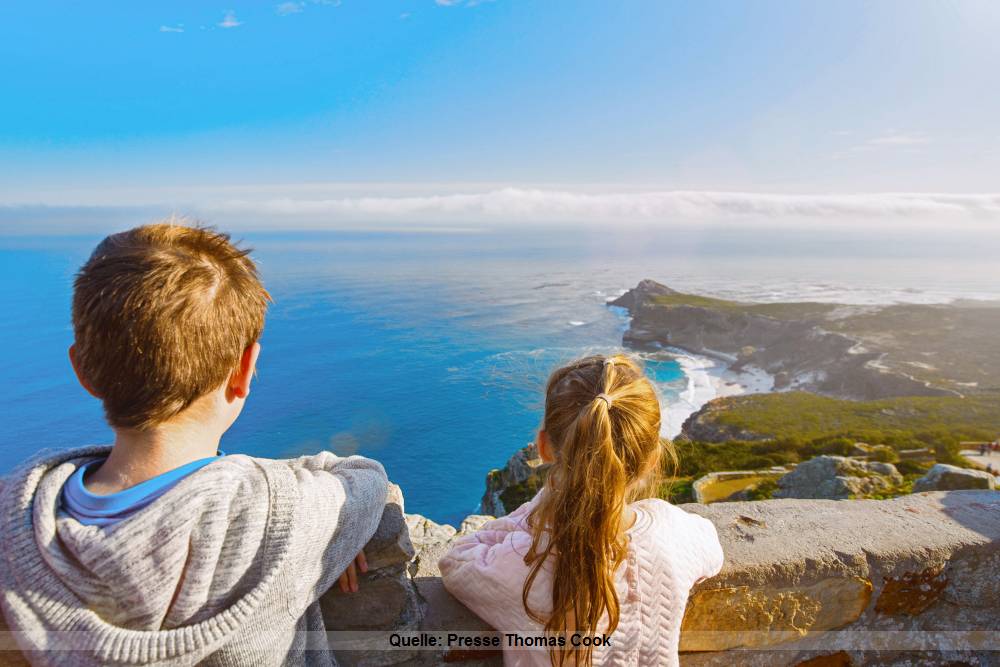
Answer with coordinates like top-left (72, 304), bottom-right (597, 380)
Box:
top-left (3, 228), bottom-right (999, 524)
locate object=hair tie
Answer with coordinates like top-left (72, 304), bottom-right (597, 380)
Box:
top-left (596, 393), bottom-right (613, 408)
top-left (603, 358), bottom-right (615, 367)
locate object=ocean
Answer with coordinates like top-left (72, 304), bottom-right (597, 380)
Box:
top-left (3, 226), bottom-right (999, 525)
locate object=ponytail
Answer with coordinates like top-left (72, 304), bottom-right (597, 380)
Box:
top-left (522, 355), bottom-right (665, 666)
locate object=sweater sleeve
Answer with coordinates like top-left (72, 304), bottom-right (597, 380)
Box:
top-left (438, 495), bottom-right (542, 630)
top-left (685, 511), bottom-right (724, 585)
top-left (283, 451), bottom-right (389, 608)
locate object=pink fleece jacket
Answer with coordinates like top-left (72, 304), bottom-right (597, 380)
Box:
top-left (439, 492), bottom-right (723, 666)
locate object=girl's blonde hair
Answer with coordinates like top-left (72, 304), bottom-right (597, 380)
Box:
top-left (522, 353), bottom-right (673, 666)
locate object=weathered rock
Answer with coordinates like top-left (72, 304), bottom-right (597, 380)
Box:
top-left (679, 490), bottom-right (1000, 666)
top-left (413, 577), bottom-right (502, 666)
top-left (404, 513), bottom-right (457, 579)
top-left (405, 513), bottom-right (457, 549)
top-left (459, 514), bottom-right (495, 534)
top-left (913, 463), bottom-right (996, 492)
top-left (681, 577), bottom-right (873, 651)
top-left (773, 456), bottom-right (903, 500)
top-left (874, 565), bottom-right (948, 616)
top-left (607, 278), bottom-right (679, 311)
top-left (480, 443), bottom-right (550, 516)
top-left (326, 485), bottom-right (422, 666)
top-left (897, 447), bottom-right (934, 462)
top-left (364, 484), bottom-right (415, 570)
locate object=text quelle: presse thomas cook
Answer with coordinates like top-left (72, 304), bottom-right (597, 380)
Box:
top-left (389, 632), bottom-right (613, 649)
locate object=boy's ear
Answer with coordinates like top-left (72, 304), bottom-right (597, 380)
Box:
top-left (68, 345), bottom-right (101, 399)
top-left (229, 342), bottom-right (261, 400)
top-left (537, 429), bottom-right (555, 463)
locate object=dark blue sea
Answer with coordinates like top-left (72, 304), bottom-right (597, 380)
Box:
top-left (3, 228), bottom-right (999, 524)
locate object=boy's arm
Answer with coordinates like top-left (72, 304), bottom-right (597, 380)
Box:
top-left (284, 452), bottom-right (390, 607)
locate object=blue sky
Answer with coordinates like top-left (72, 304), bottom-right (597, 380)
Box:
top-left (1, 1), bottom-right (999, 229)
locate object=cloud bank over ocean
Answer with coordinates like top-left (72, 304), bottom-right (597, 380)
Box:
top-left (3, 188), bottom-right (1000, 233)
top-left (203, 188), bottom-right (1000, 222)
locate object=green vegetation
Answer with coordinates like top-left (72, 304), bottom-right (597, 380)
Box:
top-left (702, 392), bottom-right (1000, 448)
top-left (651, 293), bottom-right (839, 321)
top-left (496, 389), bottom-right (995, 510)
top-left (661, 477), bottom-right (694, 504)
top-left (660, 390), bottom-right (997, 501)
top-left (865, 478), bottom-right (916, 501)
top-left (743, 478), bottom-right (779, 501)
top-left (499, 472), bottom-right (547, 513)
top-left (672, 436), bottom-right (869, 478)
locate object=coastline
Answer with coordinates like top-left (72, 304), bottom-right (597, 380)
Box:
top-left (657, 349), bottom-right (774, 438)
top-left (607, 297), bottom-right (774, 438)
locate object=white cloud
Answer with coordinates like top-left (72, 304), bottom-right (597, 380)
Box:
top-left (276, 2), bottom-right (305, 15)
top-left (218, 10), bottom-right (242, 28)
top-left (435, 0), bottom-right (461, 5)
top-left (159, 25), bottom-right (184, 33)
top-left (198, 188), bottom-right (1000, 226)
top-left (867, 132), bottom-right (931, 147)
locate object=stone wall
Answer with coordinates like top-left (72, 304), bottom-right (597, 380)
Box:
top-left (325, 489), bottom-right (1000, 666)
top-left (1, 489), bottom-right (996, 665)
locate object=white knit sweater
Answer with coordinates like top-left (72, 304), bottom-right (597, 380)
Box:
top-left (0, 446), bottom-right (389, 666)
top-left (439, 492), bottom-right (724, 666)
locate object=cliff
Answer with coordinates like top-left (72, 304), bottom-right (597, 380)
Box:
top-left (610, 279), bottom-right (1000, 400)
top-left (480, 443), bottom-right (550, 516)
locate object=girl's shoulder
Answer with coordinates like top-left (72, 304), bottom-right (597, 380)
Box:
top-left (631, 496), bottom-right (710, 527)
top-left (631, 498), bottom-right (722, 550)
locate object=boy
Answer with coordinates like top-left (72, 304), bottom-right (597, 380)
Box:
top-left (0, 222), bottom-right (389, 666)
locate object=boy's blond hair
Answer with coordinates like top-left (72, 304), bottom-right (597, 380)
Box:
top-left (72, 221), bottom-right (271, 429)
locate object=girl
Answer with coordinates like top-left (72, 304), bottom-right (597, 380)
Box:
top-left (439, 354), bottom-right (723, 666)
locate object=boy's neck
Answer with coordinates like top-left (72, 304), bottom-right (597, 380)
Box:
top-left (85, 420), bottom-right (223, 495)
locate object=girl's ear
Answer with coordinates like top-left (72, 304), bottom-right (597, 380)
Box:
top-left (537, 429), bottom-right (555, 463)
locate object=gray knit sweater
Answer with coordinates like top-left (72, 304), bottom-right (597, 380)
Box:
top-left (0, 446), bottom-right (389, 666)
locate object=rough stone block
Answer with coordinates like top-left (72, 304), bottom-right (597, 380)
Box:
top-left (681, 577), bottom-right (872, 651)
top-left (364, 484), bottom-right (416, 571)
top-left (913, 463), bottom-right (996, 492)
top-left (874, 565), bottom-right (947, 616)
top-left (458, 515), bottom-right (494, 535)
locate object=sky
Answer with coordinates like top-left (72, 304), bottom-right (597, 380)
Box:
top-left (1, 0), bottom-right (999, 231)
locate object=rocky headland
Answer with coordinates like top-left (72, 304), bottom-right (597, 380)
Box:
top-left (480, 443), bottom-right (549, 516)
top-left (610, 279), bottom-right (1000, 401)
